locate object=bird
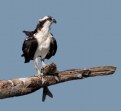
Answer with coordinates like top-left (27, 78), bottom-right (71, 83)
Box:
top-left (21, 16), bottom-right (57, 101)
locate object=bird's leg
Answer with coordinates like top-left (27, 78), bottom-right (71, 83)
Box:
top-left (41, 59), bottom-right (46, 74)
top-left (34, 58), bottom-right (43, 76)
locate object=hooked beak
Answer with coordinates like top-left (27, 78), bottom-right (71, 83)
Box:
top-left (53, 19), bottom-right (57, 24)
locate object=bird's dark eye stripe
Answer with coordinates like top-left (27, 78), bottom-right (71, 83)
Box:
top-left (47, 17), bottom-right (52, 21)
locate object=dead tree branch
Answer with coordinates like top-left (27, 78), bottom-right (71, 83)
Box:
top-left (0, 63), bottom-right (116, 99)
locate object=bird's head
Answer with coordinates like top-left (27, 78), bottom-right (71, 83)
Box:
top-left (39, 16), bottom-right (57, 24)
top-left (35, 16), bottom-right (57, 31)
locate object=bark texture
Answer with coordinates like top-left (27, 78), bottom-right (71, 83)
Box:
top-left (0, 63), bottom-right (116, 99)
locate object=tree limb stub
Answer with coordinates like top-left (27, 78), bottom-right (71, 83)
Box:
top-left (0, 63), bottom-right (116, 99)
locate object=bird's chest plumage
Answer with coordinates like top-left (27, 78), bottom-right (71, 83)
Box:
top-left (34, 31), bottom-right (51, 59)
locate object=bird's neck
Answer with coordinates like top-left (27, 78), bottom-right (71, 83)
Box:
top-left (35, 25), bottom-right (51, 40)
top-left (34, 21), bottom-right (52, 40)
top-left (41, 21), bottom-right (51, 33)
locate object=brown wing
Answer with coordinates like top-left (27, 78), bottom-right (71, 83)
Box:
top-left (23, 21), bottom-right (45, 37)
top-left (21, 37), bottom-right (38, 63)
top-left (45, 37), bottom-right (57, 59)
top-left (23, 30), bottom-right (35, 37)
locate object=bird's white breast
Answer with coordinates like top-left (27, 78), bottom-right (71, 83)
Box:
top-left (34, 31), bottom-right (51, 59)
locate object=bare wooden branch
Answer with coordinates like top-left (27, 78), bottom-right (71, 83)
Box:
top-left (0, 63), bottom-right (116, 99)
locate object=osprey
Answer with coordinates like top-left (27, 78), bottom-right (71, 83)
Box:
top-left (21, 16), bottom-right (57, 101)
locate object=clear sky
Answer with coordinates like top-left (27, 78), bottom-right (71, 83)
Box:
top-left (0, 0), bottom-right (120, 111)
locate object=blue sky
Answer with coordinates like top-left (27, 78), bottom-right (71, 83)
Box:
top-left (0, 0), bottom-right (121, 111)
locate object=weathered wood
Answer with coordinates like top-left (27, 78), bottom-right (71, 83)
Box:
top-left (0, 64), bottom-right (116, 99)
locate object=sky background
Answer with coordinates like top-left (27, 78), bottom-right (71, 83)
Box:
top-left (0, 0), bottom-right (121, 111)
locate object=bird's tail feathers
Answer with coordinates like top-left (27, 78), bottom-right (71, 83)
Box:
top-left (42, 86), bottom-right (53, 102)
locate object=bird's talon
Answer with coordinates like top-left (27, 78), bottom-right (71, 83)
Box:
top-left (34, 74), bottom-right (41, 77)
top-left (34, 71), bottom-right (44, 77)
